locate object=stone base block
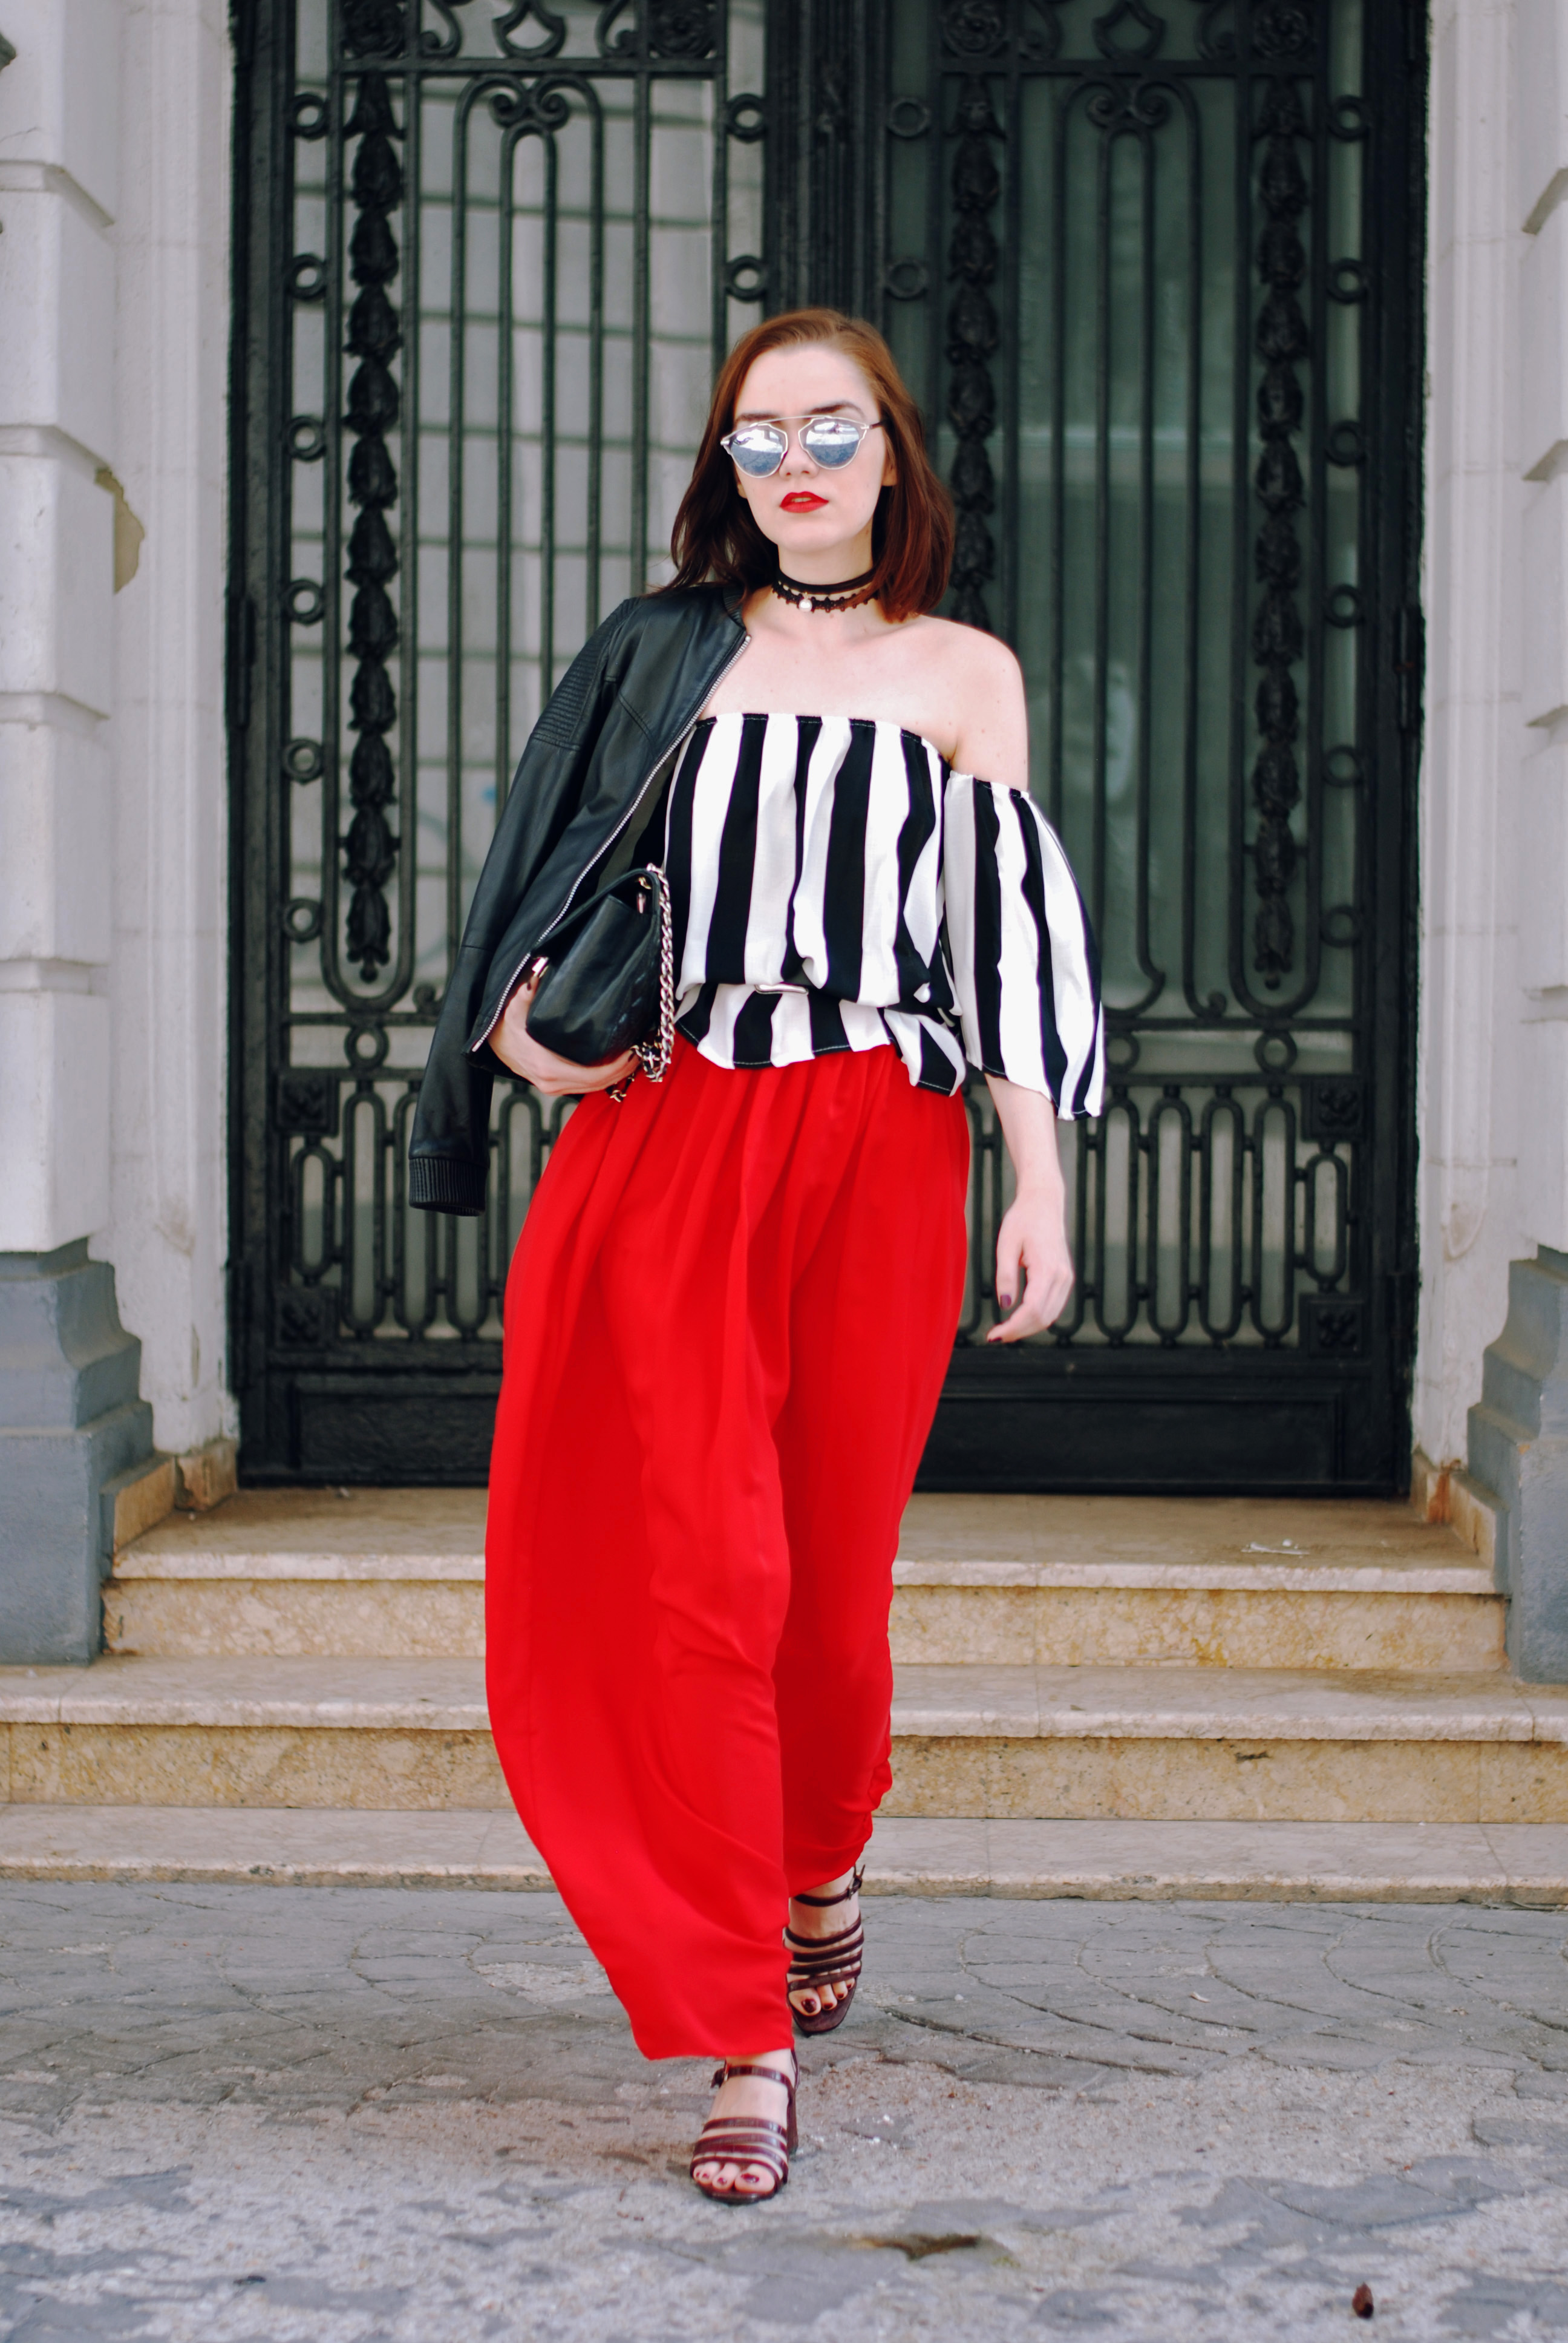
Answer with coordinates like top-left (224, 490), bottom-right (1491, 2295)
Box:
top-left (1468, 1248), bottom-right (1568, 1678)
top-left (1410, 1446), bottom-right (1501, 1570)
top-left (174, 1436), bottom-right (238, 1512)
top-left (102, 1455), bottom-right (175, 1554)
top-left (0, 1244), bottom-right (154, 1663)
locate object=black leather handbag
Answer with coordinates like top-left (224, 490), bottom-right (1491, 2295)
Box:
top-left (521, 865), bottom-right (675, 1093)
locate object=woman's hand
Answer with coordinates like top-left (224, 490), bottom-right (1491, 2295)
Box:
top-left (984, 1074), bottom-right (1074, 1343)
top-left (489, 973), bottom-right (638, 1098)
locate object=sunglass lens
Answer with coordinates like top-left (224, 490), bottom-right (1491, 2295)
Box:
top-left (799, 418), bottom-right (864, 467)
top-left (728, 425), bottom-right (787, 476)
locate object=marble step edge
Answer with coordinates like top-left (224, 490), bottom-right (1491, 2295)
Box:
top-left (5, 1804), bottom-right (1568, 1904)
top-left (5, 1659), bottom-right (1568, 1743)
top-left (110, 1550), bottom-right (1500, 1596)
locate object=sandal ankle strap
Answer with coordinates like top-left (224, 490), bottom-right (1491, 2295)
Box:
top-left (710, 2057), bottom-right (797, 2091)
top-left (790, 1866), bottom-right (864, 1910)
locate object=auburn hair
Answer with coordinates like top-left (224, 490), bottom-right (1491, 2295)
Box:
top-left (663, 309), bottom-right (953, 624)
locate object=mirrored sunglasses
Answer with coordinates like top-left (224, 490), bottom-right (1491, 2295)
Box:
top-left (720, 415), bottom-right (883, 478)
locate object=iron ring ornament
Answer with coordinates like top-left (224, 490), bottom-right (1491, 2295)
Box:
top-left (724, 253), bottom-right (767, 301)
top-left (887, 96), bottom-right (932, 139)
top-left (287, 254), bottom-right (328, 301)
top-left (284, 739), bottom-right (325, 784)
top-left (724, 90), bottom-right (766, 140)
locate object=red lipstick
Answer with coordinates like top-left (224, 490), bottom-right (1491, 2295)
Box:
top-left (780, 491), bottom-right (828, 511)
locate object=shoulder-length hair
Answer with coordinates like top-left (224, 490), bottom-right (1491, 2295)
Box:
top-left (663, 309), bottom-right (953, 624)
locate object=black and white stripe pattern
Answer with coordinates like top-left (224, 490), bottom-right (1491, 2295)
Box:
top-left (630, 713), bottom-right (1103, 1111)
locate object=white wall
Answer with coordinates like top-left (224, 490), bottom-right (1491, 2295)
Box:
top-left (0, 0), bottom-right (119, 1256)
top-left (1415, 0), bottom-right (1527, 1469)
top-left (1516, 0), bottom-right (1568, 1263)
top-left (101, 0), bottom-right (232, 1455)
top-left (0, 0), bottom-right (232, 1455)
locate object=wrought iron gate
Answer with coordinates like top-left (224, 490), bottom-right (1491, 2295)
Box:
top-left (228, 0), bottom-right (1425, 1489)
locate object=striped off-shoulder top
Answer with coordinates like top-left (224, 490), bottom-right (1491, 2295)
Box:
top-left (625, 712), bottom-right (1104, 1113)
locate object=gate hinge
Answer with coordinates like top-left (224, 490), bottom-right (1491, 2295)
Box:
top-left (227, 590), bottom-right (256, 732)
top-left (1394, 603), bottom-right (1424, 735)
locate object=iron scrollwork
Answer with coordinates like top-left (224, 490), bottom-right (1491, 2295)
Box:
top-left (342, 75), bottom-right (403, 985)
top-left (494, 0), bottom-right (567, 57)
top-left (940, 1), bottom-right (1005, 54)
top-left (596, 0), bottom-right (717, 55)
top-left (946, 77), bottom-right (1002, 630)
top-left (1249, 76), bottom-right (1310, 989)
top-left (1091, 0), bottom-right (1166, 62)
top-left (340, 0), bottom-right (405, 54)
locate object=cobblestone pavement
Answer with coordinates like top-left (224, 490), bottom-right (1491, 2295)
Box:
top-left (4, 1884), bottom-right (1568, 2339)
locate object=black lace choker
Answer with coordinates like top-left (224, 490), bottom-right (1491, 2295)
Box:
top-left (771, 566), bottom-right (877, 614)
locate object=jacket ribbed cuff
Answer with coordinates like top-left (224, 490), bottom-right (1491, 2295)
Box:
top-left (408, 1155), bottom-right (489, 1216)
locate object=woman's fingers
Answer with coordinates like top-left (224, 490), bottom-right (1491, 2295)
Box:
top-left (994, 1222), bottom-right (1023, 1319)
top-left (987, 1212), bottom-right (1074, 1343)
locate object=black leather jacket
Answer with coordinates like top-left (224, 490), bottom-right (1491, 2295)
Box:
top-left (408, 584), bottom-right (746, 1214)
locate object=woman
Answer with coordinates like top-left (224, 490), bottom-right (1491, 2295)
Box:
top-left (410, 308), bottom-right (1103, 2203)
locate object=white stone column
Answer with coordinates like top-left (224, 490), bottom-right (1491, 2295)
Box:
top-left (0, 0), bottom-right (160, 1660)
top-left (102, 0), bottom-right (232, 1458)
top-left (1415, 0), bottom-right (1522, 1477)
top-left (1434, 0), bottom-right (1568, 1676)
top-left (0, 0), bottom-right (119, 1259)
top-left (1517, 0), bottom-right (1568, 1244)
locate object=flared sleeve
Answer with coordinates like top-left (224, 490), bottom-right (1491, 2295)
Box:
top-left (941, 773), bottom-right (1105, 1118)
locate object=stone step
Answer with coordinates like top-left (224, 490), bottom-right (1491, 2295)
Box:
top-left (6, 1656), bottom-right (1567, 1824)
top-left (106, 1489), bottom-right (1503, 1673)
top-left (4, 1803), bottom-right (1568, 1904)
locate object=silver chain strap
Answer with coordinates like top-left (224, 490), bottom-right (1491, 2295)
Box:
top-left (607, 868), bottom-right (676, 1103)
top-left (633, 867), bottom-right (676, 1084)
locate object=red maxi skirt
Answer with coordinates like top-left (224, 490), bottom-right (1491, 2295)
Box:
top-left (485, 1037), bottom-right (970, 2058)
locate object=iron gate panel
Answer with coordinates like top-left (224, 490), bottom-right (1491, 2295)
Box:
top-left (229, 0), bottom-right (1423, 1487)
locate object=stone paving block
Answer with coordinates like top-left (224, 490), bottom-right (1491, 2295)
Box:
top-left (3, 1887), bottom-right (1568, 2335)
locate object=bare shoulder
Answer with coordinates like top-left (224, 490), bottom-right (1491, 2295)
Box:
top-left (905, 615), bottom-right (1023, 713)
top-left (899, 617), bottom-right (1027, 781)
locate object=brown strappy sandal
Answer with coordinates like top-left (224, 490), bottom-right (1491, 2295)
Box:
top-left (785, 1866), bottom-right (864, 2037)
top-left (689, 2054), bottom-right (798, 2204)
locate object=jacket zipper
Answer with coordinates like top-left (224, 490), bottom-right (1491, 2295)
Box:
top-left (475, 624), bottom-right (750, 1050)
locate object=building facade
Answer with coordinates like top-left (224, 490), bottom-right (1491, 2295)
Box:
top-left (2, 0), bottom-right (1566, 1670)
